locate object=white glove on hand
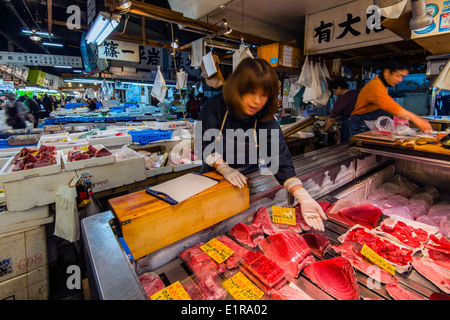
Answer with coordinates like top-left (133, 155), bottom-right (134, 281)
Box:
top-left (216, 163), bottom-right (247, 189)
top-left (293, 188), bottom-right (327, 231)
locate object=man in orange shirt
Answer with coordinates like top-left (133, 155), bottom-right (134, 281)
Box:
top-left (349, 61), bottom-right (432, 136)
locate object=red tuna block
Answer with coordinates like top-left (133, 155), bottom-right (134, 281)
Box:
top-left (303, 256), bottom-right (360, 300)
top-left (259, 231), bottom-right (315, 277)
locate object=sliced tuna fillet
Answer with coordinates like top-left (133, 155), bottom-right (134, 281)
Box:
top-left (385, 283), bottom-right (427, 300)
top-left (138, 272), bottom-right (165, 299)
top-left (303, 256), bottom-right (360, 300)
top-left (216, 235), bottom-right (250, 269)
top-left (302, 232), bottom-right (331, 257)
top-left (252, 206), bottom-right (279, 235)
top-left (411, 257), bottom-right (450, 294)
top-left (229, 222), bottom-right (264, 248)
top-left (333, 242), bottom-right (399, 285)
top-left (259, 231), bottom-right (315, 278)
top-left (270, 282), bottom-right (314, 300)
top-left (337, 203), bottom-right (383, 229)
top-left (379, 220), bottom-right (429, 248)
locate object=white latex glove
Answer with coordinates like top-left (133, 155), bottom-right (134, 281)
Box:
top-left (216, 162), bottom-right (247, 189)
top-left (293, 188), bottom-right (327, 232)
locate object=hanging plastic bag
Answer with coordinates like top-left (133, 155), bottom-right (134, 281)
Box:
top-left (302, 60), bottom-right (320, 104)
top-left (232, 44), bottom-right (254, 71)
top-left (151, 66), bottom-right (166, 102)
top-left (297, 56), bottom-right (313, 87)
top-left (54, 176), bottom-right (79, 242)
top-left (312, 62), bottom-right (331, 107)
top-left (176, 69), bottom-right (188, 89)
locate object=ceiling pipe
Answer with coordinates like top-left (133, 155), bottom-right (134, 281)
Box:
top-left (409, 0), bottom-right (433, 30)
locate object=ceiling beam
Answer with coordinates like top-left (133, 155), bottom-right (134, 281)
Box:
top-left (47, 0), bottom-right (53, 35)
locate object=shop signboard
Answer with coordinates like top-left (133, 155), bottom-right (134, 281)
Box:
top-left (0, 52), bottom-right (82, 68)
top-left (304, 0), bottom-right (402, 55)
top-left (411, 0), bottom-right (450, 39)
top-left (43, 73), bottom-right (61, 90)
top-left (138, 45), bottom-right (163, 69)
top-left (98, 40), bottom-right (140, 62)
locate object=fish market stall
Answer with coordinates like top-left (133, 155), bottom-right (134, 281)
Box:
top-left (81, 143), bottom-right (450, 300)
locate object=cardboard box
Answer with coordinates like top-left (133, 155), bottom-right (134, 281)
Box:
top-left (0, 266), bottom-right (49, 300)
top-left (257, 41), bottom-right (303, 69)
top-left (0, 226), bottom-right (48, 284)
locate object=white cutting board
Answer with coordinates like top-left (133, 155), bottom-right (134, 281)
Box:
top-left (145, 173), bottom-right (220, 205)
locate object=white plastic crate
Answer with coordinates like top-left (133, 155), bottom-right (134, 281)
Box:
top-left (61, 144), bottom-right (116, 171)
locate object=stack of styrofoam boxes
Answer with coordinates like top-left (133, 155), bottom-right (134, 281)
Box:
top-left (0, 149), bottom-right (74, 299)
top-left (0, 225), bottom-right (49, 299)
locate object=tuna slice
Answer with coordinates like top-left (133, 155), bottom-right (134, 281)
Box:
top-left (333, 242), bottom-right (399, 285)
top-left (302, 232), bottom-right (332, 257)
top-left (429, 292), bottom-right (450, 300)
top-left (270, 282), bottom-right (314, 300)
top-left (385, 283), bottom-right (427, 300)
top-left (229, 222), bottom-right (264, 248)
top-left (336, 203), bottom-right (383, 229)
top-left (138, 272), bottom-right (165, 299)
top-left (215, 235), bottom-right (250, 269)
top-left (303, 256), bottom-right (360, 300)
top-left (411, 257), bottom-right (450, 294)
top-left (259, 231), bottom-right (315, 278)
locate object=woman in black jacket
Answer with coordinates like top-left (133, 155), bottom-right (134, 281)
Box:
top-left (195, 58), bottom-right (327, 231)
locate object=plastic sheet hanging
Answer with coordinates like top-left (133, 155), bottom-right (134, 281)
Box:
top-left (432, 59), bottom-right (450, 93)
top-left (232, 44), bottom-right (254, 71)
top-left (54, 176), bottom-right (80, 243)
top-left (190, 38), bottom-right (204, 68)
top-left (176, 69), bottom-right (188, 90)
top-left (151, 66), bottom-right (167, 102)
top-left (311, 62), bottom-right (331, 107)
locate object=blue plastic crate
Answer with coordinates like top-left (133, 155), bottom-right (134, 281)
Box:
top-left (129, 129), bottom-right (172, 145)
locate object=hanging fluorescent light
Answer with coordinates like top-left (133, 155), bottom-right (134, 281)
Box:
top-left (55, 65), bottom-right (73, 69)
top-left (410, 0), bottom-right (433, 30)
top-left (42, 42), bottom-right (63, 47)
top-left (85, 11), bottom-right (121, 45)
top-left (22, 29), bottom-right (53, 37)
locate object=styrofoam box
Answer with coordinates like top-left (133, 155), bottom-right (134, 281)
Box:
top-left (172, 161), bottom-right (202, 172)
top-left (0, 225), bottom-right (47, 284)
top-left (0, 150), bottom-right (63, 184)
top-left (0, 266), bottom-right (49, 300)
top-left (87, 134), bottom-right (132, 148)
top-left (0, 206), bottom-right (53, 235)
top-left (4, 171), bottom-right (74, 212)
top-left (37, 138), bottom-right (89, 150)
top-left (145, 165), bottom-right (172, 178)
top-left (75, 149), bottom-right (146, 193)
top-left (61, 144), bottom-right (116, 171)
top-left (38, 132), bottom-right (69, 144)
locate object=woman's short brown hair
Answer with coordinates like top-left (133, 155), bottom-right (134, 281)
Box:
top-left (222, 58), bottom-right (279, 122)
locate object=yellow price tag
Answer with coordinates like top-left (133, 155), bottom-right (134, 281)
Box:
top-left (360, 244), bottom-right (396, 276)
top-left (200, 238), bottom-right (234, 264)
top-left (150, 281), bottom-right (191, 300)
top-left (222, 272), bottom-right (264, 300)
top-left (272, 206), bottom-right (296, 225)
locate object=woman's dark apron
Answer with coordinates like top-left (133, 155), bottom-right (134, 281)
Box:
top-left (349, 109), bottom-right (391, 137)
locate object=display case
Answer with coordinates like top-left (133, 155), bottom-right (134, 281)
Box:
top-left (81, 143), bottom-right (449, 300)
